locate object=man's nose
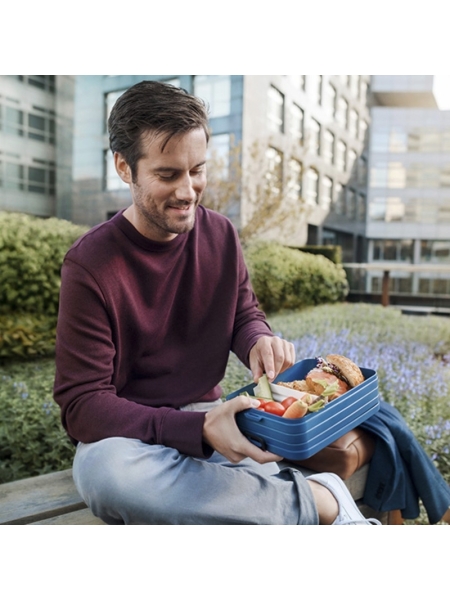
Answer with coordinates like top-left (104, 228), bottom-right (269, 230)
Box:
top-left (175, 173), bottom-right (197, 201)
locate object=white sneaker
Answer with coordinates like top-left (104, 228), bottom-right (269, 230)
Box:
top-left (307, 472), bottom-right (382, 525)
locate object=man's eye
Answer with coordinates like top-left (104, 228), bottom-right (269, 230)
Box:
top-left (159, 173), bottom-right (176, 181)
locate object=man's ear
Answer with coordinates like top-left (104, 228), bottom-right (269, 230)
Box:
top-left (114, 152), bottom-right (133, 184)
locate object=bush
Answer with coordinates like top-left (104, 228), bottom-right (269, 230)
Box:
top-left (296, 245), bottom-right (343, 264)
top-left (244, 241), bottom-right (349, 313)
top-left (0, 313), bottom-right (57, 359)
top-left (0, 211), bottom-right (88, 316)
top-left (0, 358), bottom-right (75, 483)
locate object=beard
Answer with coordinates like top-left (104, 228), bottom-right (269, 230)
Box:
top-left (133, 186), bottom-right (203, 241)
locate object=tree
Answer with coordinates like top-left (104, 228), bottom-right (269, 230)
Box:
top-left (203, 137), bottom-right (307, 246)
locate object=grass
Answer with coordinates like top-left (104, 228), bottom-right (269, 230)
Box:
top-left (1, 302), bottom-right (449, 523)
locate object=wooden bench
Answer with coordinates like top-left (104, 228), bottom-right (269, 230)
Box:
top-left (0, 469), bottom-right (105, 525)
top-left (0, 463), bottom-right (394, 525)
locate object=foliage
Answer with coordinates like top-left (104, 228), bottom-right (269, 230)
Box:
top-left (297, 245), bottom-right (343, 264)
top-left (244, 241), bottom-right (349, 312)
top-left (203, 139), bottom-right (306, 245)
top-left (266, 303), bottom-right (450, 489)
top-left (2, 303), bottom-right (449, 526)
top-left (0, 358), bottom-right (75, 483)
top-left (0, 313), bottom-right (57, 359)
top-left (223, 303), bottom-right (450, 524)
top-left (0, 211), bottom-right (88, 316)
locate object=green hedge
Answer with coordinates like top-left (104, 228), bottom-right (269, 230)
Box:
top-left (0, 313), bottom-right (57, 359)
top-left (0, 212), bottom-right (88, 359)
top-left (0, 359), bottom-right (75, 483)
top-left (244, 241), bottom-right (349, 313)
top-left (0, 211), bottom-right (88, 316)
top-left (296, 245), bottom-right (343, 264)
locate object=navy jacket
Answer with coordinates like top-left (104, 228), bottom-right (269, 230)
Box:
top-left (360, 401), bottom-right (450, 524)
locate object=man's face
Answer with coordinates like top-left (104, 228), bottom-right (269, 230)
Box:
top-left (116, 128), bottom-right (208, 242)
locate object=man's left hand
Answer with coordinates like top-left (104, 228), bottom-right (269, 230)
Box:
top-left (249, 335), bottom-right (296, 383)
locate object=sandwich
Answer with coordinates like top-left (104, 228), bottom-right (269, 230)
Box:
top-left (279, 354), bottom-right (364, 401)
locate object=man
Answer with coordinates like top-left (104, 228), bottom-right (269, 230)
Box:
top-left (54, 80), bottom-right (380, 525)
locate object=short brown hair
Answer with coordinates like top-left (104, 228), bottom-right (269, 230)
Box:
top-left (108, 80), bottom-right (210, 181)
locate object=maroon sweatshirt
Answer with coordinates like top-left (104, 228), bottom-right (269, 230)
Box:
top-left (54, 206), bottom-right (273, 458)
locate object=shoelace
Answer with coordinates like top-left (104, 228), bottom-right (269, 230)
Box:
top-left (335, 517), bottom-right (382, 525)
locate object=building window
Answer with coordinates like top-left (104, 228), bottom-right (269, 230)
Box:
top-left (267, 85), bottom-right (285, 133)
top-left (1, 103), bottom-right (55, 144)
top-left (287, 158), bottom-right (302, 201)
top-left (359, 119), bottom-right (368, 142)
top-left (3, 160), bottom-right (55, 194)
top-left (421, 240), bottom-right (450, 263)
top-left (336, 96), bottom-right (348, 129)
top-left (15, 75), bottom-right (56, 93)
top-left (4, 106), bottom-right (24, 136)
top-left (322, 130), bottom-right (334, 164)
top-left (335, 140), bottom-right (347, 171)
top-left (290, 103), bottom-right (304, 144)
top-left (321, 175), bottom-right (332, 209)
top-left (194, 75), bottom-right (231, 119)
top-left (334, 182), bottom-right (345, 214)
top-left (357, 193), bottom-right (366, 220)
top-left (4, 162), bottom-right (24, 189)
top-left (348, 109), bottom-right (358, 138)
top-left (265, 147), bottom-right (283, 195)
top-left (105, 90), bottom-right (125, 130)
top-left (310, 118), bottom-right (321, 155)
top-left (358, 156), bottom-right (367, 185)
top-left (347, 188), bottom-right (357, 219)
top-left (104, 151), bottom-right (129, 191)
top-left (360, 79), bottom-right (368, 104)
top-left (373, 239), bottom-right (413, 262)
top-left (369, 196), bottom-right (406, 221)
top-left (323, 83), bottom-right (336, 116)
top-left (207, 133), bottom-right (231, 178)
top-left (348, 148), bottom-right (357, 175)
top-left (313, 75), bottom-right (323, 105)
top-left (305, 167), bottom-right (319, 204)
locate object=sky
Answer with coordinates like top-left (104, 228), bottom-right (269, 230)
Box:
top-left (433, 77), bottom-right (450, 109)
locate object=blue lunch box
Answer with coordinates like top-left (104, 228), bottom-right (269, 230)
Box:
top-left (226, 358), bottom-right (380, 460)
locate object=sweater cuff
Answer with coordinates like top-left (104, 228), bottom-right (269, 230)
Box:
top-left (159, 409), bottom-right (213, 459)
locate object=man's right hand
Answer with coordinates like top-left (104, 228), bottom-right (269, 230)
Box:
top-left (202, 396), bottom-right (281, 464)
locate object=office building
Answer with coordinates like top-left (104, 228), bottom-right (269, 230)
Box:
top-left (66, 75), bottom-right (371, 249)
top-left (349, 76), bottom-right (450, 303)
top-left (3, 74), bottom-right (450, 305)
top-left (0, 75), bottom-right (74, 219)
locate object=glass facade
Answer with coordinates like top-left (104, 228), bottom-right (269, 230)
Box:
top-left (194, 75), bottom-right (230, 118)
top-left (363, 94), bottom-right (450, 299)
top-left (267, 85), bottom-right (284, 133)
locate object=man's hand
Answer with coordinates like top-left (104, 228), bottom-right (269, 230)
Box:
top-left (249, 335), bottom-right (296, 383)
top-left (203, 396), bottom-right (281, 464)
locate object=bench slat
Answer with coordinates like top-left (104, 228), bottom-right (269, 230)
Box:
top-left (0, 469), bottom-right (87, 525)
top-left (31, 508), bottom-right (106, 525)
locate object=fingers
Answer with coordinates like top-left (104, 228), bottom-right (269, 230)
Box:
top-left (249, 336), bottom-right (296, 383)
top-left (202, 396), bottom-right (282, 464)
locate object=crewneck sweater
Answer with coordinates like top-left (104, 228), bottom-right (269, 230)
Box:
top-left (54, 206), bottom-right (273, 458)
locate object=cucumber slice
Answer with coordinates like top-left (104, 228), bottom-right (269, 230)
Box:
top-left (254, 373), bottom-right (274, 401)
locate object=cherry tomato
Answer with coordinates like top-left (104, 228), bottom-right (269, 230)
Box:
top-left (253, 398), bottom-right (269, 411)
top-left (263, 401), bottom-right (286, 416)
top-left (281, 396), bottom-right (298, 410)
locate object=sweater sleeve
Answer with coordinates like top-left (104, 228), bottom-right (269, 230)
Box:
top-left (53, 258), bottom-right (212, 459)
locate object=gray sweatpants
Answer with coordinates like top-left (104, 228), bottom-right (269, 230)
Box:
top-left (73, 437), bottom-right (319, 525)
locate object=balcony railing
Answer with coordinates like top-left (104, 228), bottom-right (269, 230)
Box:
top-left (343, 262), bottom-right (450, 312)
